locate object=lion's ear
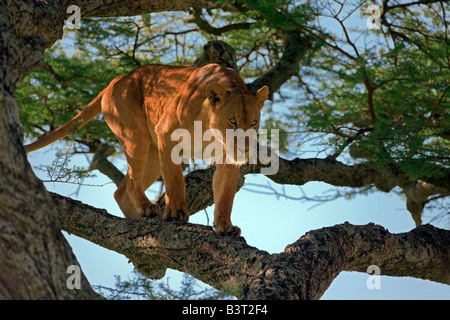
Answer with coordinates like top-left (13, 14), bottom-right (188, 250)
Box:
top-left (256, 86), bottom-right (269, 106)
top-left (206, 83), bottom-right (227, 107)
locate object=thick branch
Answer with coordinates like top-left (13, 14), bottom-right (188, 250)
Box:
top-left (285, 222), bottom-right (450, 299)
top-left (241, 150), bottom-right (449, 196)
top-left (242, 155), bottom-right (450, 226)
top-left (8, 0), bottom-right (214, 49)
top-left (62, 0), bottom-right (209, 17)
top-left (52, 192), bottom-right (450, 300)
top-left (244, 157), bottom-right (391, 190)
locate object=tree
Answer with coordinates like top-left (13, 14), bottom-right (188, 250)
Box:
top-left (0, 0), bottom-right (97, 299)
top-left (1, 0), bottom-right (449, 299)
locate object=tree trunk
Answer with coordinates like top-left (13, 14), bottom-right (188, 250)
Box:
top-left (0, 0), bottom-right (97, 299)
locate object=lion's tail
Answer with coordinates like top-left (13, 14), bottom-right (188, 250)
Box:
top-left (25, 89), bottom-right (105, 153)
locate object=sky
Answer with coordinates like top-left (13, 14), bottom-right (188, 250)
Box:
top-left (26, 143), bottom-right (450, 300)
top-left (23, 1), bottom-right (450, 300)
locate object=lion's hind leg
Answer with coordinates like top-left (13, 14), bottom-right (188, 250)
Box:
top-left (114, 174), bottom-right (141, 220)
top-left (114, 167), bottom-right (161, 221)
top-left (115, 138), bottom-right (161, 220)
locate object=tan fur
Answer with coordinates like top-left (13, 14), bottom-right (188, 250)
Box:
top-left (25, 64), bottom-right (268, 236)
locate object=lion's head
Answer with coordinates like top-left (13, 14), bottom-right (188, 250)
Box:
top-left (205, 82), bottom-right (269, 164)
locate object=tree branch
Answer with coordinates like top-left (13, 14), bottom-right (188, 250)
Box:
top-left (52, 192), bottom-right (450, 300)
top-left (247, 31), bottom-right (311, 95)
top-left (193, 40), bottom-right (238, 70)
top-left (242, 155), bottom-right (384, 192)
top-left (88, 142), bottom-right (124, 187)
top-left (243, 155), bottom-right (449, 225)
top-left (62, 0), bottom-right (210, 18)
top-left (190, 8), bottom-right (254, 36)
top-left (245, 146), bottom-right (449, 195)
top-left (383, 0), bottom-right (443, 12)
top-left (164, 154), bottom-right (449, 226)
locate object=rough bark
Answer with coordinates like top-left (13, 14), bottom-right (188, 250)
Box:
top-left (62, 0), bottom-right (208, 18)
top-left (7, 0), bottom-right (64, 48)
top-left (0, 0), bottom-right (97, 299)
top-left (7, 1), bottom-right (211, 49)
top-left (243, 150), bottom-right (449, 195)
top-left (52, 192), bottom-right (450, 300)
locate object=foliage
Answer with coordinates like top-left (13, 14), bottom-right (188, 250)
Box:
top-left (282, 2), bottom-right (449, 175)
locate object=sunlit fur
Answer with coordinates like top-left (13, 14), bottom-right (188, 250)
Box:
top-left (25, 64), bottom-right (268, 236)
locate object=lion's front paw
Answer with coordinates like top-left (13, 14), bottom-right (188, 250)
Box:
top-left (163, 207), bottom-right (189, 222)
top-left (215, 224), bottom-right (241, 237)
top-left (140, 203), bottom-right (160, 218)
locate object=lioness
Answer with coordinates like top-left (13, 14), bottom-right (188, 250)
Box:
top-left (25, 63), bottom-right (268, 236)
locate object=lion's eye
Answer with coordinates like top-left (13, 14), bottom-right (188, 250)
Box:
top-left (251, 120), bottom-right (258, 127)
top-left (229, 118), bottom-right (237, 126)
